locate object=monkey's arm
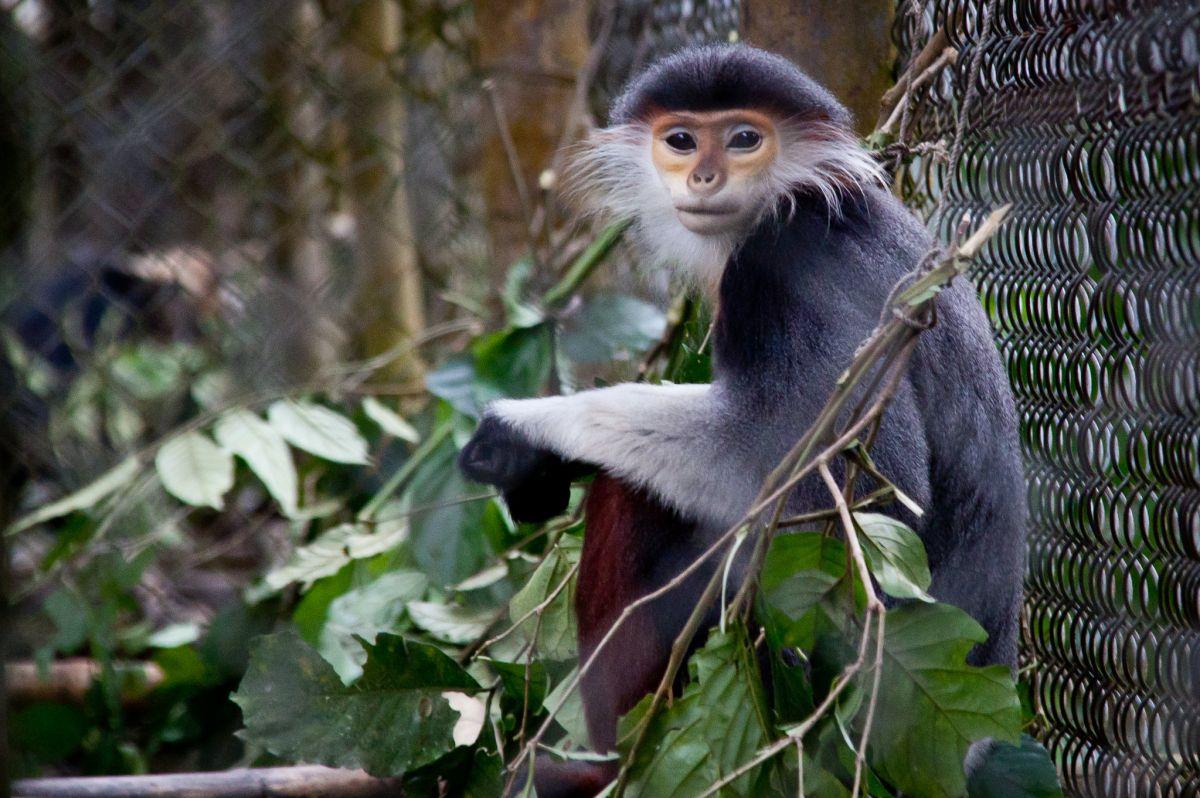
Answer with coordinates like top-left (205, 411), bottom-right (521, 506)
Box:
top-left (459, 383), bottom-right (758, 526)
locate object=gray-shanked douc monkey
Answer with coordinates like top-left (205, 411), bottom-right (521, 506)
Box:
top-left (459, 44), bottom-right (1026, 798)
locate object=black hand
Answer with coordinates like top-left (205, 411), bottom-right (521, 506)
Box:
top-left (458, 415), bottom-right (580, 523)
top-left (458, 415), bottom-right (552, 491)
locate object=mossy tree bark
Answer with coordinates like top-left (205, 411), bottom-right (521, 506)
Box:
top-left (344, 0), bottom-right (427, 387)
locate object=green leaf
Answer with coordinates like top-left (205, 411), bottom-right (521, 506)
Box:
top-left (267, 400), bottom-right (369, 464)
top-left (471, 324), bottom-right (553, 405)
top-left (7, 456), bottom-right (139, 535)
top-left (362, 397), bottom-right (421, 444)
top-left (761, 532), bottom-right (849, 622)
top-left (10, 703), bottom-right (88, 763)
top-left (488, 658), bottom-right (549, 714)
top-left (405, 434), bottom-right (494, 586)
top-left (617, 627), bottom-right (771, 797)
top-left (155, 431), bottom-right (234, 509)
top-left (406, 601), bottom-right (495, 645)
top-left (967, 734), bottom-right (1063, 798)
top-left (867, 603), bottom-right (1022, 798)
top-left (560, 294), bottom-right (666, 364)
top-left (543, 666), bottom-right (590, 744)
top-left (502, 256), bottom-right (544, 328)
top-left (854, 512), bottom-right (933, 601)
top-left (425, 354), bottom-right (478, 417)
top-left (318, 571), bottom-right (429, 683)
top-left (508, 535), bottom-right (580, 660)
top-left (265, 520), bottom-right (409, 590)
top-left (453, 562), bottom-right (509, 592)
top-left (426, 326), bottom-right (552, 419)
top-left (146, 622), bottom-right (201, 649)
top-left (110, 345), bottom-right (185, 400)
top-left (234, 630), bottom-right (479, 777)
top-left (542, 219), bottom-right (631, 308)
top-left (215, 409), bottom-right (298, 515)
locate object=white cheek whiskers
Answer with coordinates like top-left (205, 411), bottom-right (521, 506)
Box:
top-left (565, 123), bottom-right (735, 297)
top-left (564, 118), bottom-right (885, 294)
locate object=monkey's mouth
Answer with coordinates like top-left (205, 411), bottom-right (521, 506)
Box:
top-left (674, 203), bottom-right (740, 217)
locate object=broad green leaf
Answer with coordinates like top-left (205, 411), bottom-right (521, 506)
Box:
top-left (761, 532), bottom-right (849, 622)
top-left (425, 354), bottom-right (478, 417)
top-left (234, 631), bottom-right (478, 776)
top-left (406, 602), bottom-right (495, 645)
top-left (362, 396), bottom-right (420, 444)
top-left (967, 734), bottom-right (1063, 798)
top-left (560, 294), bottom-right (666, 364)
top-left (405, 435), bottom-right (494, 586)
top-left (854, 512), bottom-right (933, 601)
top-left (617, 627), bottom-right (771, 797)
top-left (487, 658), bottom-right (549, 714)
top-left (544, 666), bottom-right (590, 744)
top-left (867, 603), bottom-right (1022, 798)
top-left (453, 562), bottom-right (509, 592)
top-left (318, 571), bottom-right (429, 683)
top-left (471, 324), bottom-right (553, 405)
top-left (267, 400), bottom-right (369, 464)
top-left (461, 750), bottom-right (506, 797)
top-left (7, 455), bottom-right (139, 535)
top-left (426, 326), bottom-right (551, 419)
top-left (215, 409), bottom-right (298, 515)
top-left (508, 535), bottom-right (581, 660)
top-left (155, 431), bottom-right (234, 509)
top-left (10, 704), bottom-right (88, 764)
top-left (266, 520), bottom-right (409, 590)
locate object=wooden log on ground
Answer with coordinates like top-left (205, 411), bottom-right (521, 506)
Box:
top-left (5, 659), bottom-right (165, 706)
top-left (12, 766), bottom-right (405, 798)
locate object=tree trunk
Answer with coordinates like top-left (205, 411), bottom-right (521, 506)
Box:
top-left (474, 0), bottom-right (591, 271)
top-left (344, 0), bottom-right (426, 387)
top-left (741, 0), bottom-right (895, 136)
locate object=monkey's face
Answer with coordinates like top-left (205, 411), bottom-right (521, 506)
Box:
top-left (649, 109), bottom-right (779, 235)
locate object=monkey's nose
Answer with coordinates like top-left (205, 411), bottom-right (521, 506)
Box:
top-left (688, 169), bottom-right (725, 196)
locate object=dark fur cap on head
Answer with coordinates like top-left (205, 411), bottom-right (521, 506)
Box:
top-left (609, 44), bottom-right (852, 129)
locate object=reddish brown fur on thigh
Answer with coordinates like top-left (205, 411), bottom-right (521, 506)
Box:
top-left (575, 473), bottom-right (696, 753)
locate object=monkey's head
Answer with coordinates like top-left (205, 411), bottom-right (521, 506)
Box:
top-left (569, 45), bottom-right (882, 292)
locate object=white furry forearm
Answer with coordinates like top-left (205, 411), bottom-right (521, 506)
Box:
top-left (489, 383), bottom-right (751, 525)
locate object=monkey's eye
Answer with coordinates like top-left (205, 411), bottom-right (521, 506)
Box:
top-left (728, 128), bottom-right (762, 150)
top-left (664, 130), bottom-right (697, 152)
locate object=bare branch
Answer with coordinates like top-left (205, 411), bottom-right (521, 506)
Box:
top-left (12, 767), bottom-right (402, 798)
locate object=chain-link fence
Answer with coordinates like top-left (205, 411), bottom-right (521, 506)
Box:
top-left (5, 0), bottom-right (1199, 793)
top-left (895, 1), bottom-right (1200, 794)
top-left (0, 0), bottom-right (487, 630)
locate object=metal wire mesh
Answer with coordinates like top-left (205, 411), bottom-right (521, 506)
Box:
top-left (0, 0), bottom-right (483, 626)
top-left (592, 0), bottom-right (740, 111)
top-left (895, 1), bottom-right (1200, 794)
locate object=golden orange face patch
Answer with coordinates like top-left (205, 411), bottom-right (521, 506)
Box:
top-left (649, 109), bottom-right (779, 187)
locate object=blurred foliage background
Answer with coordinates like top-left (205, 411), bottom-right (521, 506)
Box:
top-left (0, 0), bottom-right (1196, 796)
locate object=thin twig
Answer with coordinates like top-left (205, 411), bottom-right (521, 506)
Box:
top-left (876, 27), bottom-right (951, 128)
top-left (480, 559), bottom-right (580, 652)
top-left (482, 78), bottom-right (538, 260)
top-left (540, 1), bottom-right (618, 241)
top-left (877, 46), bottom-right (957, 136)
